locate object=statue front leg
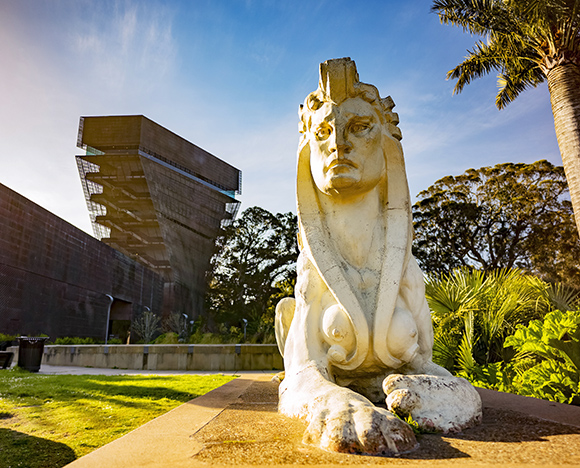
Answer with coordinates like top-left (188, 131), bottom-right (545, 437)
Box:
top-left (383, 373), bottom-right (482, 433)
top-left (279, 360), bottom-right (417, 455)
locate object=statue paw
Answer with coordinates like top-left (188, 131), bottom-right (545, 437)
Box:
top-left (303, 392), bottom-right (417, 456)
top-left (383, 374), bottom-right (482, 433)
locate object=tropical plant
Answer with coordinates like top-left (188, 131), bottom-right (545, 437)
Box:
top-left (427, 267), bottom-right (579, 374)
top-left (162, 312), bottom-right (191, 342)
top-left (132, 310), bottom-right (162, 343)
top-left (505, 309), bottom-right (580, 404)
top-left (432, 0), bottom-right (580, 233)
top-left (413, 160), bottom-right (580, 288)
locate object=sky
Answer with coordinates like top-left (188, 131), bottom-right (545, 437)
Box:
top-left (0, 0), bottom-right (561, 236)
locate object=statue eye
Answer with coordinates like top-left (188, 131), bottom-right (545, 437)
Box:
top-left (350, 122), bottom-right (370, 134)
top-left (315, 126), bottom-right (332, 140)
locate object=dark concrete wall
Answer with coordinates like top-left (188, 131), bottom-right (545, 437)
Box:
top-left (0, 182), bottom-right (165, 340)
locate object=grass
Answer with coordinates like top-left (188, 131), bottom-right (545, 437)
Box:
top-left (0, 368), bottom-right (235, 468)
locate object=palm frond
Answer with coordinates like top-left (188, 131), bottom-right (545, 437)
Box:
top-left (425, 267), bottom-right (484, 318)
top-left (432, 332), bottom-right (460, 369)
top-left (434, 0), bottom-right (580, 108)
top-left (448, 40), bottom-right (505, 93)
top-left (432, 0), bottom-right (519, 36)
top-left (546, 282), bottom-right (580, 311)
top-left (457, 311), bottom-right (478, 372)
top-left (496, 61), bottom-right (546, 108)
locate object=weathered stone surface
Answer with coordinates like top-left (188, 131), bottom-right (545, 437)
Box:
top-left (190, 379), bottom-right (580, 466)
top-left (275, 58), bottom-right (481, 456)
top-left (35, 344), bottom-right (283, 371)
top-left (384, 374), bottom-right (482, 433)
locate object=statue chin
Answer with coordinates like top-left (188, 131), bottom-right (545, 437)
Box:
top-left (324, 180), bottom-right (359, 197)
top-left (318, 173), bottom-right (382, 200)
top-left (275, 57), bottom-right (482, 457)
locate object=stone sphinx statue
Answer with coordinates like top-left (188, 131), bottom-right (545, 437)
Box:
top-left (275, 58), bottom-right (482, 456)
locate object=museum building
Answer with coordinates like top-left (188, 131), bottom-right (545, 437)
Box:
top-left (0, 115), bottom-right (241, 341)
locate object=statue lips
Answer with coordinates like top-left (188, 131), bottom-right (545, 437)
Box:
top-left (326, 157), bottom-right (357, 174)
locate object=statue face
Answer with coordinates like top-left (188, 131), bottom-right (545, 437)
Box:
top-left (309, 97), bottom-right (385, 198)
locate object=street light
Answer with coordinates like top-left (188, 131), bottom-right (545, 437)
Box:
top-left (104, 295), bottom-right (114, 345)
top-left (242, 318), bottom-right (248, 342)
top-left (183, 314), bottom-right (189, 340)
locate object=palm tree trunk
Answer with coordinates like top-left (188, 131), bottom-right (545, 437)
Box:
top-left (547, 63), bottom-right (580, 235)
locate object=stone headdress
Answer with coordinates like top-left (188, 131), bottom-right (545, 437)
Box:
top-left (296, 58), bottom-right (415, 370)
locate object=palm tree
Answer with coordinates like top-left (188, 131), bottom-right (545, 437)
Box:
top-left (431, 0), bottom-right (580, 234)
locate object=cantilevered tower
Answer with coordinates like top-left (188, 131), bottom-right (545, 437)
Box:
top-left (76, 115), bottom-right (241, 317)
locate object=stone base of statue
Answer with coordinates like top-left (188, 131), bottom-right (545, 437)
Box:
top-left (275, 58), bottom-right (482, 456)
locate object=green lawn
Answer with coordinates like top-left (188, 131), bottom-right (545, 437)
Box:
top-left (0, 369), bottom-right (235, 468)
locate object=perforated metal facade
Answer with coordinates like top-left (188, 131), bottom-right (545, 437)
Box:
top-left (76, 115), bottom-right (241, 317)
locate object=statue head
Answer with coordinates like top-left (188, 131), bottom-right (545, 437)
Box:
top-left (299, 58), bottom-right (402, 200)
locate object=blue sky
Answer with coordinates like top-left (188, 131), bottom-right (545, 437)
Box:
top-left (0, 0), bottom-right (561, 235)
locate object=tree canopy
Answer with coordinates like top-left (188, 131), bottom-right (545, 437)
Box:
top-left (204, 206), bottom-right (298, 338)
top-left (413, 160), bottom-right (580, 287)
top-left (432, 0), bottom-right (580, 233)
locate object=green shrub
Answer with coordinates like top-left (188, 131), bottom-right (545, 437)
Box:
top-left (504, 309), bottom-right (580, 405)
top-left (154, 332), bottom-right (179, 344)
top-left (197, 333), bottom-right (226, 344)
top-left (54, 337), bottom-right (97, 345)
top-left (427, 268), bottom-right (579, 374)
top-left (426, 267), bottom-right (580, 405)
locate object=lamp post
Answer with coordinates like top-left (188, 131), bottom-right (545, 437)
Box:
top-left (183, 314), bottom-right (189, 341)
top-left (104, 295), bottom-right (114, 345)
top-left (242, 318), bottom-right (248, 342)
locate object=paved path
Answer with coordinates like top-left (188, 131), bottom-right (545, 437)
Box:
top-left (64, 374), bottom-right (580, 467)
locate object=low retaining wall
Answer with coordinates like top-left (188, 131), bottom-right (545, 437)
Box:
top-left (8, 344), bottom-right (283, 371)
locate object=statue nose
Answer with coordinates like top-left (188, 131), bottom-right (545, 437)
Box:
top-left (329, 128), bottom-right (352, 156)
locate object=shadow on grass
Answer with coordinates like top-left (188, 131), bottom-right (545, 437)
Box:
top-left (0, 428), bottom-right (76, 468)
top-left (0, 373), bottom-right (214, 410)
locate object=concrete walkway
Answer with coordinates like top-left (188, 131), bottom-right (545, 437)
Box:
top-left (63, 373), bottom-right (580, 467)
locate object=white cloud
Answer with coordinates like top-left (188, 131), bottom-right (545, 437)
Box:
top-left (0, 0), bottom-right (179, 235)
top-left (71, 0), bottom-right (177, 93)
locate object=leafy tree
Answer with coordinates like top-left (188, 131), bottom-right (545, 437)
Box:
top-left (413, 160), bottom-right (580, 288)
top-left (205, 206), bottom-right (298, 340)
top-left (432, 0), bottom-right (580, 233)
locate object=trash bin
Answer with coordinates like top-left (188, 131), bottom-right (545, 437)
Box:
top-left (17, 337), bottom-right (49, 372)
